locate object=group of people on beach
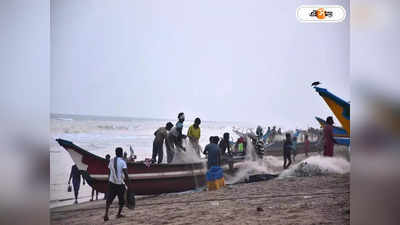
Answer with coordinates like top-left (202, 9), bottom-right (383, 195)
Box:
top-left (150, 112), bottom-right (234, 166)
top-left (151, 112), bottom-right (202, 164)
top-left (282, 116), bottom-right (337, 169)
top-left (66, 113), bottom-right (339, 222)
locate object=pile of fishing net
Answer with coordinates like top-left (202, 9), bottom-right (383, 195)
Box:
top-left (291, 162), bottom-right (327, 177)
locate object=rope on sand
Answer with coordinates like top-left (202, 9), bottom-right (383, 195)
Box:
top-left (51, 191), bottom-right (349, 214)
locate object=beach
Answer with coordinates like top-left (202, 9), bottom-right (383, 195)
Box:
top-left (50, 114), bottom-right (350, 224)
top-left (51, 173), bottom-right (349, 225)
top-left (51, 148), bottom-right (350, 225)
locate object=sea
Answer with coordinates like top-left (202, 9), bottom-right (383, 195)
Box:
top-left (50, 113), bottom-right (256, 208)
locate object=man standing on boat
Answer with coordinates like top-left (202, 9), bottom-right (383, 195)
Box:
top-left (68, 164), bottom-right (85, 204)
top-left (166, 112), bottom-right (186, 163)
top-left (187, 117), bottom-right (201, 157)
top-left (104, 147), bottom-right (130, 221)
top-left (152, 122), bottom-right (173, 164)
top-left (323, 116), bottom-right (337, 157)
top-left (219, 132), bottom-right (232, 156)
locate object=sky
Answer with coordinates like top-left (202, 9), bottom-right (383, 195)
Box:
top-left (51, 0), bottom-right (350, 129)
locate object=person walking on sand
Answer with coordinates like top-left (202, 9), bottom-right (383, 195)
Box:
top-left (283, 133), bottom-right (293, 169)
top-left (104, 147), bottom-right (130, 221)
top-left (68, 164), bottom-right (85, 204)
top-left (323, 116), bottom-right (337, 157)
top-left (304, 134), bottom-right (310, 157)
top-left (166, 113), bottom-right (186, 163)
top-left (187, 117), bottom-right (201, 157)
top-left (152, 122), bottom-right (173, 164)
top-left (205, 136), bottom-right (221, 169)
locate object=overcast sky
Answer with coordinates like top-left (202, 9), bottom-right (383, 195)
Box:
top-left (51, 0), bottom-right (349, 129)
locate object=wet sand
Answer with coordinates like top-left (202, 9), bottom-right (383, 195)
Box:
top-left (51, 172), bottom-right (349, 225)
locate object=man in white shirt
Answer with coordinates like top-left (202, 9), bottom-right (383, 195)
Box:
top-left (104, 147), bottom-right (130, 221)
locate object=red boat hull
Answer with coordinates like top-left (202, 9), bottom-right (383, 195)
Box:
top-left (56, 139), bottom-right (207, 195)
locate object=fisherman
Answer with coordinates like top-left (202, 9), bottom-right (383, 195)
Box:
top-left (187, 117), bottom-right (201, 157)
top-left (234, 137), bottom-right (246, 156)
top-left (304, 134), bottom-right (310, 157)
top-left (123, 152), bottom-right (128, 162)
top-left (104, 147), bottom-right (130, 221)
top-left (266, 126), bottom-right (271, 135)
top-left (283, 133), bottom-right (293, 169)
top-left (271, 126), bottom-right (277, 142)
top-left (292, 135), bottom-right (298, 162)
top-left (256, 126), bottom-right (263, 138)
top-left (265, 126), bottom-right (271, 143)
top-left (152, 122), bottom-right (173, 164)
top-left (129, 146), bottom-right (137, 162)
top-left (219, 132), bottom-right (231, 156)
top-left (166, 113), bottom-right (186, 163)
top-left (103, 154), bottom-right (111, 200)
top-left (68, 164), bottom-right (85, 204)
top-left (203, 136), bottom-right (213, 157)
top-left (204, 136), bottom-right (221, 169)
top-left (323, 116), bottom-right (337, 157)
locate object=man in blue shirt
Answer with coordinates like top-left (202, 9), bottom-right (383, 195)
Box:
top-left (204, 136), bottom-right (221, 169)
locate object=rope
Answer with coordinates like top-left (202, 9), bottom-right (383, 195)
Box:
top-left (51, 191), bottom-right (349, 214)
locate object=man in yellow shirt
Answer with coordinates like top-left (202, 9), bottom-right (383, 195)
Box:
top-left (187, 117), bottom-right (201, 157)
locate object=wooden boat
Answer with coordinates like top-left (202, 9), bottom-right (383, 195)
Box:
top-left (314, 86), bottom-right (350, 135)
top-left (315, 116), bottom-right (348, 137)
top-left (315, 116), bottom-right (350, 146)
top-left (314, 86), bottom-right (350, 146)
top-left (57, 138), bottom-right (210, 195)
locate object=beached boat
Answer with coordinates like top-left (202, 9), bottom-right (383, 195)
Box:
top-left (56, 138), bottom-right (210, 195)
top-left (315, 116), bottom-right (348, 137)
top-left (314, 86), bottom-right (350, 146)
top-left (314, 87), bottom-right (350, 135)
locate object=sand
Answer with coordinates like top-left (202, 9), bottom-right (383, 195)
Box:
top-left (51, 172), bottom-right (349, 225)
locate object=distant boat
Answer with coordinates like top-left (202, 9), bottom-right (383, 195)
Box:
top-left (56, 138), bottom-right (242, 195)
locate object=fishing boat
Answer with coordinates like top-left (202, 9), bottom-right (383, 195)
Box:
top-left (315, 116), bottom-right (348, 137)
top-left (57, 138), bottom-right (211, 195)
top-left (314, 86), bottom-right (350, 135)
top-left (315, 116), bottom-right (350, 146)
top-left (314, 86), bottom-right (350, 146)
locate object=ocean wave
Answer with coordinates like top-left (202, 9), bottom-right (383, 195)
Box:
top-left (55, 118), bottom-right (73, 121)
top-left (96, 125), bottom-right (129, 130)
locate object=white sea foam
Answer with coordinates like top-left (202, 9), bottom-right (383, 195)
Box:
top-left (225, 140), bottom-right (281, 184)
top-left (278, 155), bottom-right (350, 178)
